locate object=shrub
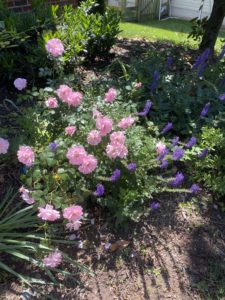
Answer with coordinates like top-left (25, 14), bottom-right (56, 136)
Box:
top-left (42, 0), bottom-right (121, 64)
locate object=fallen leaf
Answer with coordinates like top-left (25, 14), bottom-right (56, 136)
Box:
top-left (109, 240), bottom-right (130, 252)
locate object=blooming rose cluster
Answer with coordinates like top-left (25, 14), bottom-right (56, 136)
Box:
top-left (65, 126), bottom-right (76, 136)
top-left (118, 116), bottom-right (135, 130)
top-left (106, 131), bottom-right (128, 159)
top-left (104, 88), bottom-right (117, 103)
top-left (43, 250), bottom-right (62, 268)
top-left (56, 84), bottom-right (83, 107)
top-left (17, 146), bottom-right (35, 167)
top-left (66, 146), bottom-right (97, 174)
top-left (45, 97), bottom-right (58, 109)
top-left (63, 205), bottom-right (83, 231)
top-left (45, 38), bottom-right (64, 57)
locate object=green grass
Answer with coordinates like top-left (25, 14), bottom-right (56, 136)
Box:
top-left (119, 19), bottom-right (225, 50)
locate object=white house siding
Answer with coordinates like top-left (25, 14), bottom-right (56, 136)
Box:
top-left (171, 0), bottom-right (225, 25)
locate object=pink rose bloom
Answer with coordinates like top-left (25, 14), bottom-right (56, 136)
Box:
top-left (17, 146), bottom-right (35, 167)
top-left (118, 116), bottom-right (135, 130)
top-left (63, 205), bottom-right (83, 222)
top-left (110, 131), bottom-right (126, 145)
top-left (66, 146), bottom-right (87, 166)
top-left (45, 97), bottom-right (58, 108)
top-left (106, 143), bottom-right (128, 159)
top-left (13, 78), bottom-right (27, 91)
top-left (96, 116), bottom-right (113, 136)
top-left (104, 88), bottom-right (117, 103)
top-left (79, 154), bottom-right (97, 174)
top-left (0, 138), bottom-right (9, 154)
top-left (66, 220), bottom-right (82, 231)
top-left (134, 82), bottom-right (142, 89)
top-left (45, 38), bottom-right (64, 57)
top-left (43, 250), bottom-right (62, 268)
top-left (66, 91), bottom-right (83, 107)
top-left (92, 108), bottom-right (103, 119)
top-left (38, 204), bottom-right (60, 221)
top-left (65, 126), bottom-right (76, 136)
top-left (87, 130), bottom-right (102, 146)
top-left (56, 85), bottom-right (73, 101)
top-left (156, 142), bottom-right (166, 155)
top-left (19, 186), bottom-right (35, 205)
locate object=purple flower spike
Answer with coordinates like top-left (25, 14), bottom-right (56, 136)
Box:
top-left (171, 136), bottom-right (179, 147)
top-left (94, 184), bottom-right (105, 197)
top-left (200, 103), bottom-right (210, 117)
top-left (157, 148), bottom-right (169, 161)
top-left (172, 147), bottom-right (184, 161)
top-left (111, 169), bottom-right (121, 182)
top-left (161, 122), bottom-right (173, 135)
top-left (137, 100), bottom-right (152, 117)
top-left (190, 184), bottom-right (201, 194)
top-left (49, 141), bottom-right (57, 152)
top-left (219, 93), bottom-right (225, 101)
top-left (186, 137), bottom-right (197, 148)
top-left (127, 163), bottom-right (137, 172)
top-left (150, 70), bottom-right (159, 92)
top-left (166, 56), bottom-right (173, 69)
top-left (198, 148), bottom-right (208, 159)
top-left (160, 160), bottom-right (168, 169)
top-left (150, 202), bottom-right (160, 210)
top-left (170, 172), bottom-right (184, 187)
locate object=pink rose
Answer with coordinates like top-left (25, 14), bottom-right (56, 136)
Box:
top-left (118, 116), bottom-right (135, 130)
top-left (106, 143), bottom-right (128, 159)
top-left (96, 116), bottom-right (113, 136)
top-left (38, 204), bottom-right (60, 221)
top-left (45, 38), bottom-right (64, 57)
top-left (134, 82), bottom-right (142, 89)
top-left (65, 126), bottom-right (76, 136)
top-left (43, 250), bottom-right (62, 268)
top-left (0, 137), bottom-right (9, 154)
top-left (66, 221), bottom-right (82, 231)
top-left (87, 130), bottom-right (101, 146)
top-left (56, 85), bottom-right (73, 101)
top-left (45, 97), bottom-right (58, 108)
top-left (156, 142), bottom-right (166, 155)
top-left (17, 146), bottom-right (35, 167)
top-left (66, 91), bottom-right (83, 107)
top-left (19, 186), bottom-right (35, 205)
top-left (14, 78), bottom-right (27, 91)
top-left (92, 108), bottom-right (103, 119)
top-left (110, 131), bottom-right (126, 145)
top-left (66, 146), bottom-right (87, 166)
top-left (63, 205), bottom-right (83, 222)
top-left (78, 154), bottom-right (97, 174)
top-left (104, 88), bottom-right (117, 103)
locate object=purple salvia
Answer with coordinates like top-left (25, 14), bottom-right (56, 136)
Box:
top-left (186, 136), bottom-right (197, 148)
top-left (150, 70), bottom-right (159, 92)
top-left (190, 184), bottom-right (201, 194)
top-left (157, 148), bottom-right (169, 161)
top-left (172, 147), bottom-right (184, 161)
top-left (219, 93), bottom-right (225, 101)
top-left (110, 169), bottom-right (121, 182)
top-left (200, 103), bottom-right (210, 117)
top-left (198, 149), bottom-right (208, 159)
top-left (150, 202), bottom-right (160, 210)
top-left (170, 172), bottom-right (184, 187)
top-left (166, 55), bottom-right (173, 69)
top-left (127, 163), bottom-right (137, 171)
top-left (171, 136), bottom-right (179, 147)
top-left (137, 100), bottom-right (152, 116)
top-left (49, 141), bottom-right (57, 152)
top-left (160, 160), bottom-right (168, 169)
top-left (94, 184), bottom-right (105, 197)
top-left (161, 122), bottom-right (173, 134)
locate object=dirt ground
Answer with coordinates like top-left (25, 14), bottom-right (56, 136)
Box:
top-left (1, 39), bottom-right (224, 300)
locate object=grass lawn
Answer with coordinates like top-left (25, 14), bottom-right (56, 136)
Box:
top-left (120, 19), bottom-right (225, 50)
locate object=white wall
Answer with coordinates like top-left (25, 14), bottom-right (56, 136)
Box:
top-left (171, 0), bottom-right (225, 25)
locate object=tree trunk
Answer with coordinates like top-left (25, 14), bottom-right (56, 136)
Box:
top-left (200, 0), bottom-right (225, 51)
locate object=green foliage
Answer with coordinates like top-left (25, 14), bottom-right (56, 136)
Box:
top-left (188, 16), bottom-right (208, 42)
top-left (43, 0), bottom-right (121, 64)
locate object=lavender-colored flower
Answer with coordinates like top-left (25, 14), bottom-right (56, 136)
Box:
top-left (200, 102), bottom-right (210, 117)
top-left (137, 100), bottom-right (152, 117)
top-left (157, 148), bottom-right (169, 161)
top-left (161, 122), bottom-right (173, 134)
top-left (170, 172), bottom-right (184, 187)
top-left (49, 141), bottom-right (57, 152)
top-left (111, 169), bottom-right (121, 182)
top-left (219, 93), bottom-right (225, 101)
top-left (171, 136), bottom-right (179, 147)
top-left (150, 70), bottom-right (159, 92)
top-left (127, 162), bottom-right (137, 171)
top-left (150, 202), bottom-right (160, 210)
top-left (190, 184), bottom-right (201, 194)
top-left (166, 55), bottom-right (173, 69)
top-left (198, 148), bottom-right (208, 159)
top-left (94, 184), bottom-right (105, 197)
top-left (193, 48), bottom-right (211, 70)
top-left (186, 137), bottom-right (197, 148)
top-left (172, 147), bottom-right (184, 161)
top-left (160, 160), bottom-right (168, 169)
